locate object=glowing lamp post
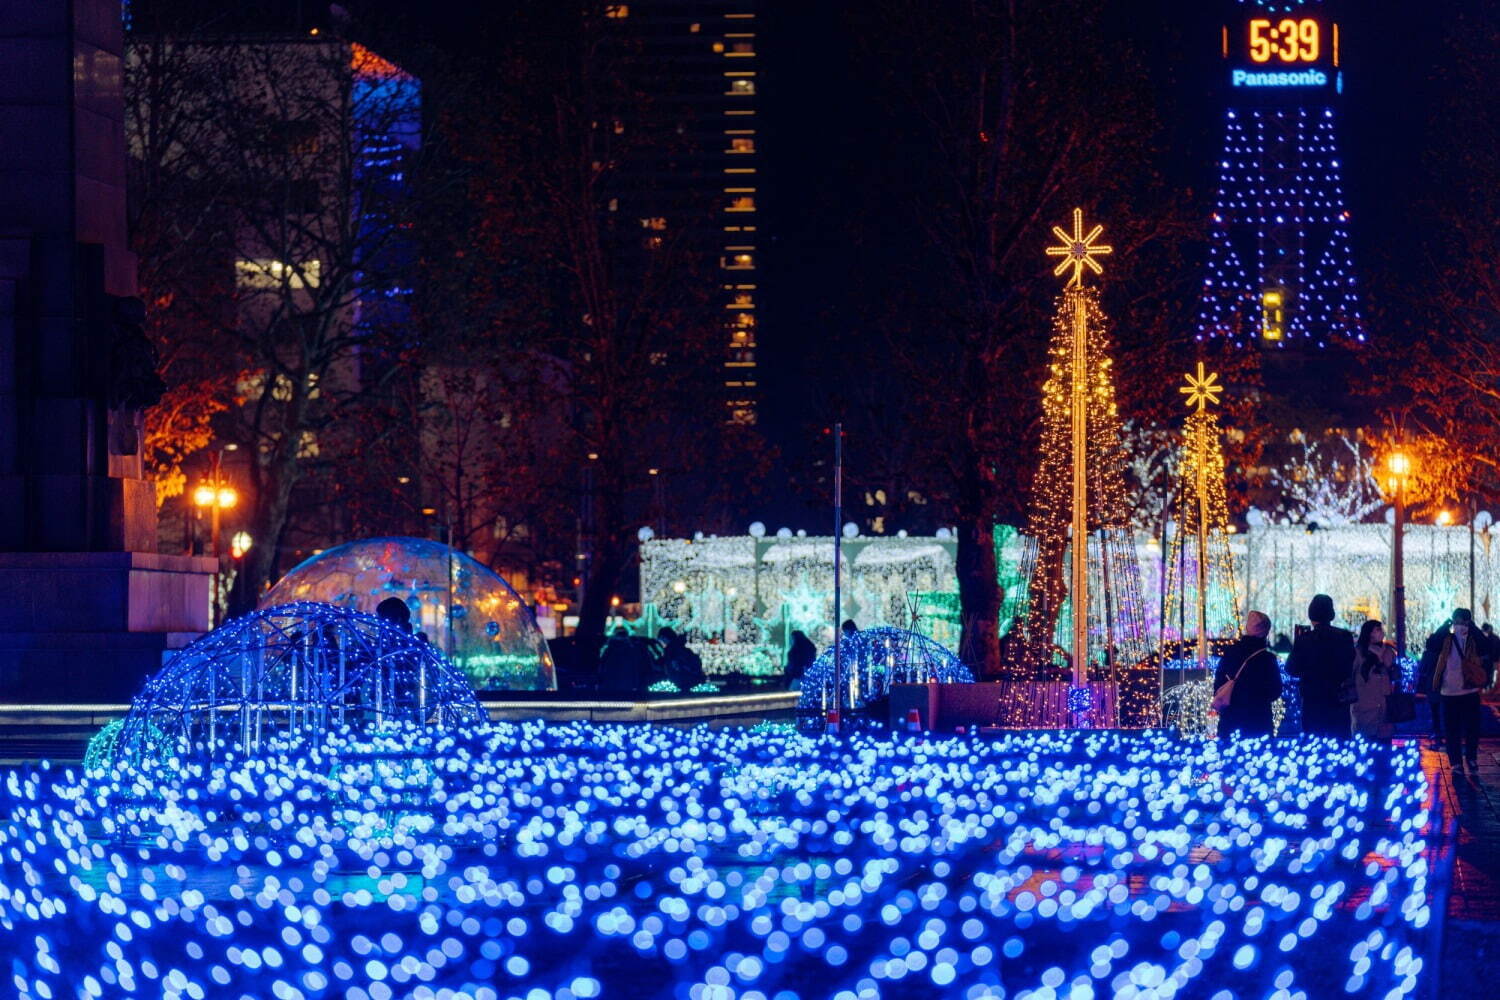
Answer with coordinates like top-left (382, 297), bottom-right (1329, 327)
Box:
top-left (194, 470), bottom-right (238, 627)
top-left (1384, 450), bottom-right (1412, 655)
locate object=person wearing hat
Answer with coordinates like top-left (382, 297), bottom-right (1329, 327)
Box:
top-left (1419, 608), bottom-right (1491, 774)
top-left (1286, 594), bottom-right (1355, 738)
top-left (1213, 611), bottom-right (1282, 741)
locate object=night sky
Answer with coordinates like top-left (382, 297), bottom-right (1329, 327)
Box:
top-left (148, 0), bottom-right (1472, 530)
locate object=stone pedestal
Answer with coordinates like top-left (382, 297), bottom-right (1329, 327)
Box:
top-left (0, 0), bottom-right (215, 703)
top-left (0, 553), bottom-right (216, 700)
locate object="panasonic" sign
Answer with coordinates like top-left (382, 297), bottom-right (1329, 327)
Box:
top-left (1231, 69), bottom-right (1328, 88)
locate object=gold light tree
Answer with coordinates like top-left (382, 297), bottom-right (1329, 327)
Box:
top-left (1163, 362), bottom-right (1240, 673)
top-left (1018, 210), bottom-right (1150, 723)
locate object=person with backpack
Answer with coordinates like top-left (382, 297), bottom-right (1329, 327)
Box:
top-left (1213, 611), bottom-right (1282, 741)
top-left (1350, 620), bottom-right (1399, 741)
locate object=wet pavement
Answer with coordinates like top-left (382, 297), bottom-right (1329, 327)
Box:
top-left (1422, 701), bottom-right (1500, 992)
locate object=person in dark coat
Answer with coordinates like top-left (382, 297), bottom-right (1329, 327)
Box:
top-left (784, 630), bottom-right (816, 688)
top-left (1286, 594), bottom-right (1354, 738)
top-left (598, 626), bottom-right (650, 692)
top-left (657, 626), bottom-right (706, 690)
top-left (1215, 611), bottom-right (1283, 740)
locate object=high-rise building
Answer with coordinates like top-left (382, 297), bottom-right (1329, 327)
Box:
top-left (1197, 1), bottom-right (1366, 350)
top-left (600, 2), bottom-right (762, 423)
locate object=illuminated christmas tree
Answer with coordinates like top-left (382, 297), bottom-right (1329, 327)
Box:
top-left (1018, 210), bottom-right (1150, 723)
top-left (1162, 363), bottom-right (1241, 669)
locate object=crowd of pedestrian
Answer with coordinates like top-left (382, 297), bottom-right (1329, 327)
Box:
top-left (1213, 592), bottom-right (1496, 773)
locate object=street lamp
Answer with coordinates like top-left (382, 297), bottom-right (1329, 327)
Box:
top-left (1384, 450), bottom-right (1413, 655)
top-left (193, 455), bottom-right (239, 627)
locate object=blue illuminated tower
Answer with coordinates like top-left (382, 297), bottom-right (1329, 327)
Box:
top-left (1197, 1), bottom-right (1366, 349)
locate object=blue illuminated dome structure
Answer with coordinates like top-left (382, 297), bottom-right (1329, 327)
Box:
top-left (263, 537), bottom-right (555, 690)
top-left (1198, 0), bottom-right (1365, 349)
top-left (115, 602), bottom-right (485, 763)
top-left (796, 625), bottom-right (974, 713)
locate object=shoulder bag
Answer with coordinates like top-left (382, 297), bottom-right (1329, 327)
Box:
top-left (1212, 649), bottom-right (1268, 713)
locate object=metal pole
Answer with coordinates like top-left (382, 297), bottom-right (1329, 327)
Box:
top-left (832, 423), bottom-right (844, 724)
top-left (1069, 292), bottom-right (1089, 688)
top-left (1394, 481), bottom-right (1407, 656)
top-left (1195, 419), bottom-right (1209, 674)
top-left (1470, 506), bottom-right (1477, 613)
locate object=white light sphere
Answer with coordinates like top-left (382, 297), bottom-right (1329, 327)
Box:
top-left (796, 529), bottom-right (807, 538)
top-left (935, 528), bottom-right (951, 540)
top-left (748, 521), bottom-right (766, 538)
top-left (1384, 508), bottom-right (1396, 525)
top-left (693, 531), bottom-right (705, 541)
top-left (1476, 510), bottom-right (1493, 530)
top-left (638, 526), bottom-right (655, 542)
top-left (896, 529), bottom-right (908, 538)
top-left (842, 522), bottom-right (859, 539)
top-left (1245, 507), bottom-right (1266, 527)
top-left (776, 527), bottom-right (793, 539)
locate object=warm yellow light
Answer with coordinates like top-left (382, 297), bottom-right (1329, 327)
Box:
top-left (1045, 208), bottom-right (1112, 287)
top-left (611, 596), bottom-right (621, 607)
top-left (672, 580), bottom-right (686, 594)
top-left (1438, 510), bottom-right (1453, 526)
top-left (1388, 451), bottom-right (1412, 477)
top-left (192, 484), bottom-right (216, 508)
top-left (230, 531), bottom-right (253, 558)
top-left (216, 487), bottom-right (238, 509)
top-left (1179, 361), bottom-right (1224, 412)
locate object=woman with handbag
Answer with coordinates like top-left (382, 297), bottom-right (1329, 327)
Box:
top-left (1213, 611), bottom-right (1283, 741)
top-left (1350, 620), bottom-right (1398, 740)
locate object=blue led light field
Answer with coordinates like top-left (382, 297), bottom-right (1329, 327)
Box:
top-left (0, 725), bottom-right (1434, 999)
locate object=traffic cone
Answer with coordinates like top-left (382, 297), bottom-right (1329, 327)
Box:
top-left (825, 708), bottom-right (841, 734)
top-left (905, 708), bottom-right (922, 733)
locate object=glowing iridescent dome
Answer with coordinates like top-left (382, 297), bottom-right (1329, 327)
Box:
top-left (263, 537), bottom-right (555, 690)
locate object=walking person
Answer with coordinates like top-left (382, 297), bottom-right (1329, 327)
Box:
top-left (784, 630), bottom-right (816, 689)
top-left (1425, 608), bottom-right (1490, 775)
top-left (1286, 594), bottom-right (1354, 738)
top-left (1350, 620), bottom-right (1398, 741)
top-left (1213, 611), bottom-right (1282, 741)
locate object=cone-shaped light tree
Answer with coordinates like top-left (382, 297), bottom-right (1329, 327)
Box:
top-left (1020, 210), bottom-right (1149, 711)
top-left (1163, 363), bottom-right (1241, 672)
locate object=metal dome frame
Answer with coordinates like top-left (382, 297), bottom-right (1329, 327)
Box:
top-left (115, 602), bottom-right (485, 762)
top-left (796, 625), bottom-right (974, 713)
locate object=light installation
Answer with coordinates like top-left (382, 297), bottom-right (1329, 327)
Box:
top-left (1199, 0), bottom-right (1366, 348)
top-left (795, 626), bottom-right (974, 716)
top-left (1021, 210), bottom-right (1150, 721)
top-left (264, 538), bottom-right (555, 691)
top-left (113, 602), bottom-right (485, 763)
top-left (0, 722), bottom-right (1437, 996)
top-left (1163, 363), bottom-right (1241, 670)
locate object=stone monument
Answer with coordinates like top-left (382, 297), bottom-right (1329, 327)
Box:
top-left (0, 0), bottom-right (214, 699)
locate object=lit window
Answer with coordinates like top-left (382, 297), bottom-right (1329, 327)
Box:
top-left (643, 236), bottom-right (663, 250)
top-left (726, 196), bottom-right (756, 212)
top-left (731, 42), bottom-right (755, 55)
top-left (640, 217), bottom-right (667, 230)
top-left (689, 22), bottom-right (700, 33)
top-left (713, 42), bottom-right (725, 53)
top-left (729, 138), bottom-right (755, 153)
top-left (235, 258), bottom-right (321, 289)
top-left (724, 253), bottom-right (754, 270)
top-left (604, 4), bottom-right (629, 18)
top-left (729, 79), bottom-right (755, 95)
top-left (1261, 287), bottom-right (1286, 341)
top-left (732, 292), bottom-right (754, 307)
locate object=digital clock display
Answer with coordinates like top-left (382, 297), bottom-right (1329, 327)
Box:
top-left (1224, 6), bottom-right (1340, 92)
top-left (1248, 17), bottom-right (1319, 63)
